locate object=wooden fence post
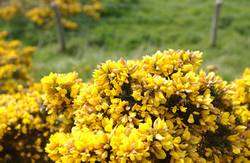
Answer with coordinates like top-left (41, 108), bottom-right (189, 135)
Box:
top-left (51, 2), bottom-right (66, 52)
top-left (211, 0), bottom-right (223, 47)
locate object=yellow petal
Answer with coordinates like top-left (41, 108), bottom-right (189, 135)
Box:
top-left (188, 114), bottom-right (194, 123)
top-left (183, 128), bottom-right (191, 141)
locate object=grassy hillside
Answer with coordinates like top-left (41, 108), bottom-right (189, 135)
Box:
top-left (1, 0), bottom-right (250, 81)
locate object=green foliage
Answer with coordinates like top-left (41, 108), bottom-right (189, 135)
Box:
top-left (101, 0), bottom-right (139, 16)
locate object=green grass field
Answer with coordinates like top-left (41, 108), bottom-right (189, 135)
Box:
top-left (1, 0), bottom-right (250, 81)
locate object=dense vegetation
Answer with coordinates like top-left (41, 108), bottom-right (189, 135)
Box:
top-left (0, 0), bottom-right (249, 162)
top-left (0, 39), bottom-right (250, 161)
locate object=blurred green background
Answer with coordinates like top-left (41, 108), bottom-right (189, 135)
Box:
top-left (1, 0), bottom-right (250, 81)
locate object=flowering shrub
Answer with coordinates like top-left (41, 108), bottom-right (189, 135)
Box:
top-left (0, 31), bottom-right (46, 162)
top-left (0, 33), bottom-right (82, 161)
top-left (0, 89), bottom-right (48, 162)
top-left (0, 1), bottom-right (19, 21)
top-left (0, 0), bottom-right (102, 30)
top-left (0, 46), bottom-right (249, 162)
top-left (45, 50), bottom-right (250, 162)
top-left (0, 31), bottom-right (36, 93)
top-left (0, 74), bottom-right (84, 162)
top-left (41, 72), bottom-right (83, 133)
top-left (230, 68), bottom-right (250, 124)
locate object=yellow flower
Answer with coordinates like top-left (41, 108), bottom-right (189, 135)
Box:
top-left (183, 128), bottom-right (191, 141)
top-left (187, 114), bottom-right (194, 124)
top-left (102, 117), bottom-right (113, 132)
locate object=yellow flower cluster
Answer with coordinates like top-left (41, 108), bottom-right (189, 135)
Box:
top-left (41, 72), bottom-right (83, 132)
top-left (0, 2), bottom-right (19, 21)
top-left (0, 33), bottom-right (81, 162)
top-left (25, 7), bottom-right (53, 25)
top-left (0, 47), bottom-right (249, 162)
top-left (0, 72), bottom-right (84, 162)
top-left (62, 19), bottom-right (79, 30)
top-left (0, 31), bottom-right (36, 93)
top-left (230, 68), bottom-right (250, 123)
top-left (45, 50), bottom-right (250, 162)
top-left (0, 88), bottom-right (51, 162)
top-left (0, 0), bottom-right (102, 30)
top-left (46, 127), bottom-right (109, 162)
top-left (0, 35), bottom-right (46, 161)
top-left (83, 0), bottom-right (102, 20)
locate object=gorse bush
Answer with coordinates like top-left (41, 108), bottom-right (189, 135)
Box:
top-left (0, 34), bottom-right (249, 162)
top-left (0, 0), bottom-right (101, 30)
top-left (0, 33), bottom-right (81, 162)
top-left (0, 31), bottom-right (35, 93)
top-left (45, 50), bottom-right (250, 162)
top-left (0, 31), bottom-right (48, 162)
